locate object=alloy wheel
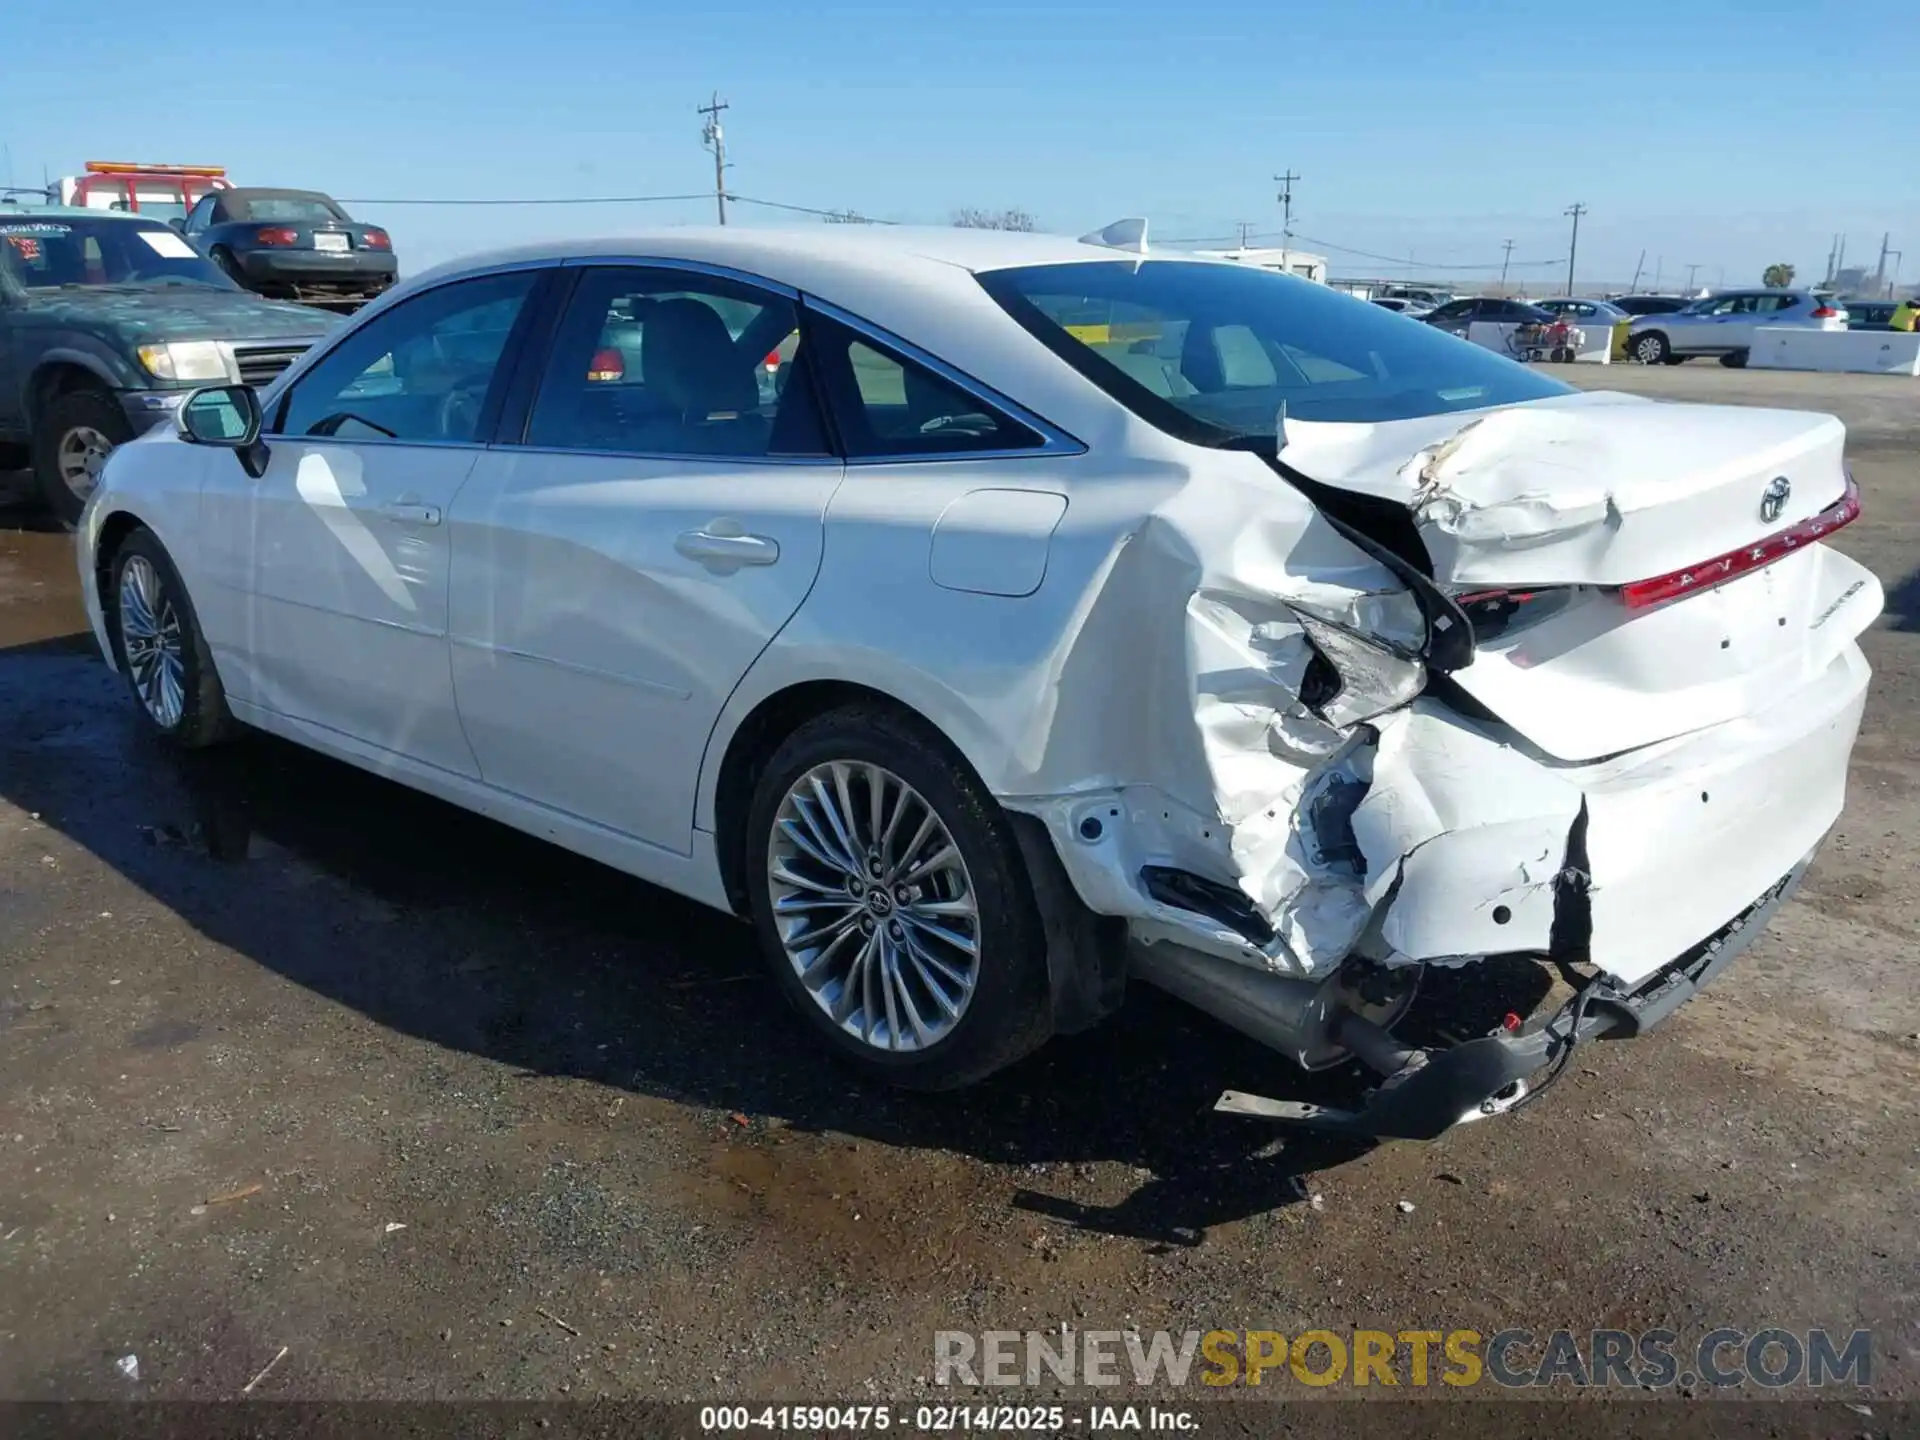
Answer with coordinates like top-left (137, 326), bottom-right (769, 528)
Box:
top-left (118, 555), bottom-right (186, 730)
top-left (56, 425), bottom-right (114, 502)
top-left (766, 761), bottom-right (981, 1052)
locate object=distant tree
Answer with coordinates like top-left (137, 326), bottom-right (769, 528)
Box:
top-left (1762, 262), bottom-right (1796, 287)
top-left (952, 207), bottom-right (1037, 232)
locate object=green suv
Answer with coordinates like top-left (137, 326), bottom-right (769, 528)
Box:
top-left (0, 205), bottom-right (335, 524)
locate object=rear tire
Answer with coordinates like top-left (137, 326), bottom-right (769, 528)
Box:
top-left (107, 528), bottom-right (235, 749)
top-left (744, 703), bottom-right (1053, 1091)
top-left (33, 388), bottom-right (130, 528)
top-left (1631, 331), bottom-right (1670, 365)
top-left (1720, 349), bottom-right (1749, 368)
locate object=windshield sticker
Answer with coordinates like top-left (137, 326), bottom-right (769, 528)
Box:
top-left (137, 230), bottom-right (198, 259)
top-left (0, 222), bottom-right (71, 236)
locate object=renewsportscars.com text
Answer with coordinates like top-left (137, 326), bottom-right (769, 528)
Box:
top-left (933, 1328), bottom-right (1872, 1389)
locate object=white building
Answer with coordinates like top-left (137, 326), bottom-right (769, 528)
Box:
top-left (1190, 245), bottom-right (1328, 285)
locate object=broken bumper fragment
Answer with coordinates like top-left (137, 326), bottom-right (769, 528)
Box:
top-left (1217, 854), bottom-right (1811, 1140)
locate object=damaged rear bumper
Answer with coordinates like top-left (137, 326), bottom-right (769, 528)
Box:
top-left (1010, 635), bottom-right (1867, 1130)
top-left (1217, 854), bottom-right (1811, 1140)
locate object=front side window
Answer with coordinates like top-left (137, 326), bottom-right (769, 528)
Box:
top-left (274, 270), bottom-right (539, 443)
top-left (524, 266), bottom-right (826, 459)
top-left (0, 217), bottom-right (231, 291)
top-left (980, 260), bottom-right (1571, 435)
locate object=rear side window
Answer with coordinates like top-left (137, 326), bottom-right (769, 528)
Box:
top-left (805, 312), bottom-right (1043, 459)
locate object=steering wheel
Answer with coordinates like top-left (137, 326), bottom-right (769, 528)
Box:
top-left (919, 411), bottom-right (999, 438)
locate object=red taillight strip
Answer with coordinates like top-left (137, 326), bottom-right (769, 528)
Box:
top-left (1619, 474), bottom-right (1861, 610)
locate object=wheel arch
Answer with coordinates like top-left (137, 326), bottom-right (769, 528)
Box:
top-left (703, 670), bottom-right (1128, 1036)
top-left (88, 503), bottom-right (187, 668)
top-left (27, 353), bottom-right (121, 425)
top-left (706, 676), bottom-right (986, 916)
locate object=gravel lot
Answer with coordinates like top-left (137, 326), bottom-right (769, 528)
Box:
top-left (1, 363), bottom-right (1916, 1417)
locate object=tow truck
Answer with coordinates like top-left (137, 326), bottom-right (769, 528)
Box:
top-left (57, 162), bottom-right (232, 225)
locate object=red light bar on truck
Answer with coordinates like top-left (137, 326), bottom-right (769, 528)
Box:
top-left (85, 161), bottom-right (227, 177)
top-left (1620, 474), bottom-right (1862, 609)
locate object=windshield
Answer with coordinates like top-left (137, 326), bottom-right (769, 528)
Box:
top-left (979, 260), bottom-right (1572, 434)
top-left (0, 216), bottom-right (234, 291)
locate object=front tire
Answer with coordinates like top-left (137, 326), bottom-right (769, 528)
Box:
top-left (744, 704), bottom-right (1053, 1091)
top-left (1631, 331), bottom-right (1670, 365)
top-left (1720, 349), bottom-right (1749, 368)
top-left (33, 389), bottom-right (130, 528)
top-left (108, 528), bottom-right (234, 748)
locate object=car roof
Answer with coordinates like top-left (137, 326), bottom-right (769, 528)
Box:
top-left (221, 187), bottom-right (337, 202)
top-left (383, 227), bottom-right (1281, 463)
top-left (413, 225), bottom-right (1146, 289)
top-left (0, 202), bottom-right (157, 224)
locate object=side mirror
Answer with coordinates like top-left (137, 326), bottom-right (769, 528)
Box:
top-left (178, 384), bottom-right (270, 478)
top-left (167, 218), bottom-right (186, 232)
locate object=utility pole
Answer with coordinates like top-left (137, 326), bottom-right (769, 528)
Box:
top-left (1684, 262), bottom-right (1701, 294)
top-left (1563, 202), bottom-right (1586, 295)
top-left (1499, 239), bottom-right (1515, 292)
top-left (698, 92), bottom-right (730, 225)
top-left (1273, 170), bottom-right (1299, 249)
top-left (1236, 220), bottom-right (1255, 250)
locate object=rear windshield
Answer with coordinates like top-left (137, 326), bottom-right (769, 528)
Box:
top-left (978, 260), bottom-right (1571, 436)
top-left (232, 195), bottom-right (346, 223)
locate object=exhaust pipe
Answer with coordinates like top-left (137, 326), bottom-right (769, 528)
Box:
top-left (1130, 939), bottom-right (1423, 1073)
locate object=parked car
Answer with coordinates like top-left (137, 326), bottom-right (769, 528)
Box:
top-left (1606, 294), bottom-right (1692, 317)
top-left (1841, 300), bottom-right (1896, 332)
top-left (1533, 297), bottom-right (1628, 324)
top-left (1380, 285), bottom-right (1454, 307)
top-left (75, 229), bottom-right (1881, 1139)
top-left (1627, 289), bottom-right (1846, 366)
top-left (179, 188), bottom-right (396, 307)
top-left (0, 206), bottom-right (332, 523)
top-left (1368, 296), bottom-right (1432, 318)
top-left (1421, 296), bottom-right (1555, 337)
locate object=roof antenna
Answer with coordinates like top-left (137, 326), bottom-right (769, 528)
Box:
top-left (1078, 217), bottom-right (1148, 255)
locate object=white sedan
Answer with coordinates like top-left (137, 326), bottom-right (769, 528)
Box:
top-left (76, 223), bottom-right (1882, 1139)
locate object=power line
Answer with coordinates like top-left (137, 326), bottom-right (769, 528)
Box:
top-left (337, 192), bottom-right (716, 206)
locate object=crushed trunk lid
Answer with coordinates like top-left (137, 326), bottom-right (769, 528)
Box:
top-left (1279, 392), bottom-right (1881, 760)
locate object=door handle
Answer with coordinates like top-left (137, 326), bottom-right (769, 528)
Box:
top-left (675, 524), bottom-right (780, 572)
top-left (379, 499), bottom-right (442, 526)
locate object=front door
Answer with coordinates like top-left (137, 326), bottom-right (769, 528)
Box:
top-left (448, 263), bottom-right (842, 853)
top-left (199, 267), bottom-right (545, 776)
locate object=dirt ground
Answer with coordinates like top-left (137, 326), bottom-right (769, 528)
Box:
top-left (1, 363), bottom-right (1916, 1418)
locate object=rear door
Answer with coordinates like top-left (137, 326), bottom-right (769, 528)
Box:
top-left (448, 262), bottom-right (842, 854)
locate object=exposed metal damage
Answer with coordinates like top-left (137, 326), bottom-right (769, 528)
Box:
top-left (1007, 394), bottom-right (1882, 1126)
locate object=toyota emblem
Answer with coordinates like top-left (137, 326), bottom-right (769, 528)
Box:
top-left (1760, 476), bottom-right (1791, 523)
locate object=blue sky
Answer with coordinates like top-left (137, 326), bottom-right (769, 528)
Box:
top-left (8, 0), bottom-right (1916, 290)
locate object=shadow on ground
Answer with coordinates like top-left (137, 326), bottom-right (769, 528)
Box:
top-left (1887, 564), bottom-right (1920, 634)
top-left (0, 553), bottom-right (1548, 1251)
